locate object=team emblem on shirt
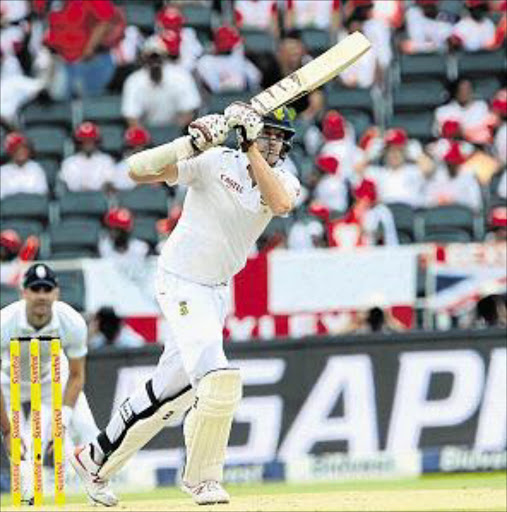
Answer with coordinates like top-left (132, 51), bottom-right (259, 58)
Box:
top-left (179, 301), bottom-right (189, 316)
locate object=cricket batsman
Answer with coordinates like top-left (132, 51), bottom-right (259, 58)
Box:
top-left (71, 103), bottom-right (300, 505)
top-left (0, 263), bottom-right (115, 505)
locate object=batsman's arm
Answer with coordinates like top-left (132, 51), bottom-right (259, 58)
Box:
top-left (246, 144), bottom-right (293, 216)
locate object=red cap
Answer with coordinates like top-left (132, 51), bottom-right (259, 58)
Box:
top-left (384, 128), bottom-right (408, 146)
top-left (104, 207), bottom-right (133, 232)
top-left (489, 206), bottom-right (507, 228)
top-left (160, 29), bottom-right (182, 57)
top-left (466, 0), bottom-right (487, 7)
top-left (354, 179), bottom-right (377, 202)
top-left (443, 141), bottom-right (467, 165)
top-left (213, 26), bottom-right (242, 53)
top-left (308, 201), bottom-right (330, 221)
top-left (491, 89), bottom-right (507, 116)
top-left (315, 155), bottom-right (339, 174)
top-left (441, 119), bottom-right (461, 139)
top-left (4, 132), bottom-right (28, 155)
top-left (156, 6), bottom-right (185, 31)
top-left (75, 122), bottom-right (100, 141)
top-left (124, 126), bottom-right (151, 148)
top-left (358, 126), bottom-right (380, 151)
top-left (0, 229), bottom-right (22, 253)
top-left (323, 111), bottom-right (345, 141)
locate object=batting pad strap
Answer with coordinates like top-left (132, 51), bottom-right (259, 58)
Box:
top-left (183, 368), bottom-right (242, 486)
top-left (98, 384), bottom-right (194, 479)
top-left (127, 135), bottom-right (196, 178)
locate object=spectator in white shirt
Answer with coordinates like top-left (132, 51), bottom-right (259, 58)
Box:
top-left (402, 0), bottom-right (453, 53)
top-left (319, 110), bottom-right (364, 180)
top-left (112, 126), bottom-right (152, 191)
top-left (196, 25), bottom-right (261, 93)
top-left (435, 79), bottom-right (494, 145)
top-left (491, 89), bottom-right (507, 165)
top-left (122, 33), bottom-right (201, 128)
top-left (425, 142), bottom-right (483, 211)
top-left (367, 129), bottom-right (426, 208)
top-left (449, 0), bottom-right (496, 52)
top-left (99, 207), bottom-right (149, 260)
top-left (155, 5), bottom-right (203, 71)
top-left (314, 155), bottom-right (349, 213)
top-left (0, 132), bottom-right (48, 199)
top-left (59, 122), bottom-right (116, 193)
top-left (234, 0), bottom-right (279, 37)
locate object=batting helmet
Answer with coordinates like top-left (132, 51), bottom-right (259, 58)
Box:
top-left (75, 122), bottom-right (100, 141)
top-left (4, 132), bottom-right (29, 155)
top-left (262, 106), bottom-right (296, 158)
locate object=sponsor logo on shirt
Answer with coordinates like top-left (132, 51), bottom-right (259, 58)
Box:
top-left (179, 301), bottom-right (189, 316)
top-left (220, 174), bottom-right (244, 194)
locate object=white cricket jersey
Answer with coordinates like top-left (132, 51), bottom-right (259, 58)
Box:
top-left (160, 147), bottom-right (300, 285)
top-left (0, 300), bottom-right (87, 398)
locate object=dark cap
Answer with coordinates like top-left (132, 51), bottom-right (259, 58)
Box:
top-left (23, 263), bottom-right (59, 289)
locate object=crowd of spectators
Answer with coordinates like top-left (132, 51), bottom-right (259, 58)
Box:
top-left (0, 0), bottom-right (506, 336)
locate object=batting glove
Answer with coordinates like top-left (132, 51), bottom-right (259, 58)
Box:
top-left (188, 114), bottom-right (230, 152)
top-left (224, 102), bottom-right (264, 147)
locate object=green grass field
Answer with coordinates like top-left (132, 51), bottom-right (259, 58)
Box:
top-left (1, 471), bottom-right (506, 511)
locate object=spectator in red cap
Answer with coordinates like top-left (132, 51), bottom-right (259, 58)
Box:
top-left (366, 129), bottom-right (426, 208)
top-left (155, 4), bottom-right (203, 71)
top-left (43, 0), bottom-right (126, 98)
top-left (284, 0), bottom-right (340, 33)
top-left (314, 155), bottom-right (349, 213)
top-left (424, 141), bottom-right (483, 210)
top-left (486, 206), bottom-right (507, 242)
top-left (450, 0), bottom-right (496, 51)
top-left (0, 229), bottom-right (40, 286)
top-left (327, 178), bottom-right (398, 248)
top-left (59, 122), bottom-right (115, 192)
top-left (99, 207), bottom-right (149, 261)
top-left (287, 201), bottom-right (327, 249)
top-left (435, 79), bottom-right (494, 145)
top-left (0, 132), bottom-right (48, 199)
top-left (122, 34), bottom-right (201, 128)
top-left (319, 110), bottom-right (366, 179)
top-left (196, 25), bottom-right (261, 93)
top-left (112, 126), bottom-right (152, 191)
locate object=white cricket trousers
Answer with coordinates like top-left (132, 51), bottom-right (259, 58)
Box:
top-left (151, 268), bottom-right (231, 401)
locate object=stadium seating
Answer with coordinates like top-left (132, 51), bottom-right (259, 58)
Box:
top-left (25, 126), bottom-right (67, 159)
top-left (38, 157), bottom-right (61, 194)
top-left (340, 109), bottom-right (373, 138)
top-left (120, 1), bottom-right (156, 33)
top-left (0, 194), bottom-right (49, 224)
top-left (386, 203), bottom-right (416, 242)
top-left (241, 29), bottom-right (276, 55)
top-left (22, 101), bottom-right (73, 129)
top-left (58, 191), bottom-right (109, 221)
top-left (0, 284), bottom-right (19, 308)
top-left (398, 53), bottom-right (448, 82)
top-left (180, 4), bottom-right (212, 32)
top-left (301, 29), bottom-right (331, 56)
top-left (392, 80), bottom-right (449, 112)
top-left (132, 216), bottom-right (159, 249)
top-left (48, 219), bottom-right (101, 257)
top-left (416, 205), bottom-right (478, 241)
top-left (81, 95), bottom-right (123, 124)
top-left (98, 124), bottom-right (125, 156)
top-left (149, 125), bottom-right (182, 147)
top-left (422, 229), bottom-right (473, 243)
top-left (471, 77), bottom-right (502, 101)
top-left (117, 186), bottom-right (169, 217)
top-left (326, 84), bottom-right (374, 114)
top-left (457, 49), bottom-right (507, 78)
top-left (1, 219), bottom-right (44, 240)
top-left (55, 269), bottom-right (86, 310)
top-left (207, 91), bottom-right (257, 115)
top-left (387, 112), bottom-right (434, 142)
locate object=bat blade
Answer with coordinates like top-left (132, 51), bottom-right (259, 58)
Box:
top-left (250, 31), bottom-right (372, 115)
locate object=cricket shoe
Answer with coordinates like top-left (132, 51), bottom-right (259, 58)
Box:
top-left (181, 480), bottom-right (230, 505)
top-left (71, 445), bottom-right (119, 507)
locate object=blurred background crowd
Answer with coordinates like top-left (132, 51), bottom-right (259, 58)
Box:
top-left (0, 0), bottom-right (506, 344)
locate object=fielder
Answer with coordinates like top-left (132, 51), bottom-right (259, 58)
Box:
top-left (71, 103), bottom-right (300, 506)
top-left (0, 263), bottom-right (116, 505)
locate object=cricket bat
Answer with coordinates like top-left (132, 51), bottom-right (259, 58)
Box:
top-left (250, 31), bottom-right (372, 115)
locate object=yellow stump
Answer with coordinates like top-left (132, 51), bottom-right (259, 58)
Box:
top-left (30, 339), bottom-right (43, 506)
top-left (10, 339), bottom-right (22, 507)
top-left (51, 339), bottom-right (65, 505)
